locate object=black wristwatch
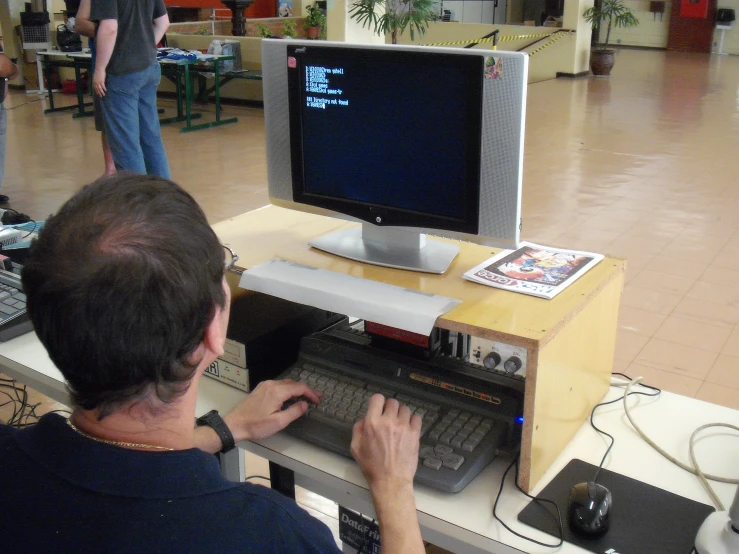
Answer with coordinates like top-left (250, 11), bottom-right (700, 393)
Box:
top-left (196, 409), bottom-right (235, 453)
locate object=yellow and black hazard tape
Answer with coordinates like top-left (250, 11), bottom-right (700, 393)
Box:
top-left (526, 29), bottom-right (574, 57)
top-left (422, 29), bottom-right (573, 48)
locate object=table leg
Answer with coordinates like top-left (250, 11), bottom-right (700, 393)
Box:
top-left (71, 63), bottom-right (94, 119)
top-left (159, 64), bottom-right (201, 125)
top-left (180, 59), bottom-right (238, 134)
top-left (185, 63), bottom-right (192, 129)
top-left (219, 447), bottom-right (246, 483)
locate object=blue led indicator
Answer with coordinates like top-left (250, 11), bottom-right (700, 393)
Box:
top-left (516, 416), bottom-right (524, 424)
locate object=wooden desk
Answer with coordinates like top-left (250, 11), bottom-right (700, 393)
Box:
top-left (215, 205), bottom-right (626, 493)
top-left (1, 206), bottom-right (737, 553)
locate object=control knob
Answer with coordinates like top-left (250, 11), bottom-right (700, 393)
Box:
top-left (504, 356), bottom-right (523, 374)
top-left (483, 352), bottom-right (501, 370)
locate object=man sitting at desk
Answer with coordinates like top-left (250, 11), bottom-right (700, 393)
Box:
top-left (0, 174), bottom-right (425, 553)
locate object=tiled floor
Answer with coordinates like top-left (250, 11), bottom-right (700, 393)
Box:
top-left (2, 47), bottom-right (739, 549)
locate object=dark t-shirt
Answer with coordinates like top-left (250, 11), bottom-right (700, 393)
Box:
top-left (0, 414), bottom-right (342, 553)
top-left (89, 0), bottom-right (167, 75)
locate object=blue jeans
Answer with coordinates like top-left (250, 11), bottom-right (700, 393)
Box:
top-left (100, 62), bottom-right (170, 179)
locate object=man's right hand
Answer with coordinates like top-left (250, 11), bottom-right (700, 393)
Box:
top-left (93, 68), bottom-right (106, 97)
top-left (350, 394), bottom-right (422, 490)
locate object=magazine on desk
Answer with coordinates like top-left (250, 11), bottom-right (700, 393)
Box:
top-left (463, 242), bottom-right (604, 299)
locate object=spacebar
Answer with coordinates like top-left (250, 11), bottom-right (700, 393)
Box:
top-left (306, 410), bottom-right (354, 430)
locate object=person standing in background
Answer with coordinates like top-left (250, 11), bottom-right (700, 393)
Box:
top-left (0, 49), bottom-right (18, 205)
top-left (90, 0), bottom-right (170, 178)
top-left (75, 0), bottom-right (116, 177)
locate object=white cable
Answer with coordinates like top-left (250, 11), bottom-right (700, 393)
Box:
top-left (622, 377), bottom-right (739, 510)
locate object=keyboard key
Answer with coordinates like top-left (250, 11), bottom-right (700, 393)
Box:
top-left (463, 421), bottom-right (477, 432)
top-left (433, 444), bottom-right (453, 457)
top-left (470, 431), bottom-right (487, 442)
top-left (457, 412), bottom-right (471, 422)
top-left (441, 454), bottom-right (465, 471)
top-left (450, 436), bottom-right (463, 449)
top-left (457, 428), bottom-right (472, 439)
top-left (396, 394), bottom-right (411, 403)
top-left (428, 427), bottom-right (443, 442)
top-left (0, 304), bottom-right (17, 315)
top-left (461, 438), bottom-right (479, 453)
top-left (469, 415), bottom-right (482, 424)
top-left (439, 431), bottom-right (454, 445)
top-left (423, 457), bottom-right (442, 471)
top-left (447, 408), bottom-right (460, 417)
top-left (419, 446), bottom-right (436, 459)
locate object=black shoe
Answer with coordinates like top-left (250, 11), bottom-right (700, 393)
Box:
top-left (0, 195), bottom-right (8, 204)
top-left (0, 209), bottom-right (30, 225)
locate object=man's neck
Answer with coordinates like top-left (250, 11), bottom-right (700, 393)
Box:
top-left (70, 390), bottom-right (199, 452)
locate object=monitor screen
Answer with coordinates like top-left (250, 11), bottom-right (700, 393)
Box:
top-left (263, 40), bottom-right (528, 273)
top-left (287, 45), bottom-right (482, 233)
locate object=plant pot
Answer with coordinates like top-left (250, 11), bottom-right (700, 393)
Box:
top-left (306, 26), bottom-right (321, 39)
top-left (590, 49), bottom-right (615, 76)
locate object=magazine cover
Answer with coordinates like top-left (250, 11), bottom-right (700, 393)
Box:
top-left (463, 242), bottom-right (604, 299)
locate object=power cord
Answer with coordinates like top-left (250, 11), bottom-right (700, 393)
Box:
top-left (244, 475), bottom-right (270, 482)
top-left (0, 377), bottom-right (71, 428)
top-left (622, 376), bottom-right (739, 510)
top-left (590, 372), bottom-right (661, 482)
top-left (492, 453), bottom-right (564, 548)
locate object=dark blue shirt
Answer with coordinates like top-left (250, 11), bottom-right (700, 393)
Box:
top-left (0, 414), bottom-right (341, 553)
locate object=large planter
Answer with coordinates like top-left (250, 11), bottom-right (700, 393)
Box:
top-left (590, 49), bottom-right (615, 76)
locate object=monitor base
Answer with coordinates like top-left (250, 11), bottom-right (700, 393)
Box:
top-left (309, 224), bottom-right (460, 274)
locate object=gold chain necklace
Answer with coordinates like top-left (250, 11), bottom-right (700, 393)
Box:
top-left (66, 418), bottom-right (174, 451)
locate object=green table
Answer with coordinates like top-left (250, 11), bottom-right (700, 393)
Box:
top-left (159, 55), bottom-right (239, 133)
top-left (37, 50), bottom-right (93, 119)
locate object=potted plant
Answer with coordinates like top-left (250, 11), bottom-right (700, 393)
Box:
top-left (255, 22), bottom-right (278, 38)
top-left (583, 0), bottom-right (639, 76)
top-left (349, 0), bottom-right (437, 44)
top-left (304, 3), bottom-right (326, 39)
top-left (282, 19), bottom-right (298, 39)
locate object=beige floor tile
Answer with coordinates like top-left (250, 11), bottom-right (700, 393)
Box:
top-left (614, 331), bottom-right (649, 362)
top-left (634, 338), bottom-right (718, 380)
top-left (704, 354), bottom-right (739, 390)
top-left (625, 362), bottom-right (703, 398)
top-left (621, 285), bottom-right (683, 315)
top-left (605, 234), bottom-right (670, 257)
top-left (694, 382), bottom-right (739, 410)
top-left (611, 357), bottom-right (631, 374)
top-left (244, 451), bottom-right (271, 482)
top-left (652, 317), bottom-right (732, 353)
top-left (711, 246), bottom-right (739, 270)
top-left (699, 264), bottom-right (739, 287)
top-left (658, 243), bottom-right (721, 264)
top-left (617, 306), bottom-right (667, 337)
top-left (671, 298), bottom-right (739, 329)
top-left (721, 329), bottom-right (739, 357)
top-left (686, 280), bottom-right (739, 308)
top-left (629, 270), bottom-right (695, 296)
top-left (644, 255), bottom-right (706, 280)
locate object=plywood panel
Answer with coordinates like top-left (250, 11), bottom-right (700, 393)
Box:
top-left (214, 206), bottom-right (626, 348)
top-left (518, 269), bottom-right (624, 492)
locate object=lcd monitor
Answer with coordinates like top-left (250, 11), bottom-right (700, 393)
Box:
top-left (262, 40), bottom-right (528, 274)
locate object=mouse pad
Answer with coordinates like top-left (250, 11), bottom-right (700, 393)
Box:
top-left (517, 459), bottom-right (714, 554)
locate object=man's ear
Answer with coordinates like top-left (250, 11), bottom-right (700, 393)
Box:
top-left (202, 304), bottom-right (227, 360)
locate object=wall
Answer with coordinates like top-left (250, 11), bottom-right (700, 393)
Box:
top-left (603, 0), bottom-right (672, 48)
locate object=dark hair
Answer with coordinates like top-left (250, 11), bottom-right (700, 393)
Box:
top-left (22, 174), bottom-right (226, 417)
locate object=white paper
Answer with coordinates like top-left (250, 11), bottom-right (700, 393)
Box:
top-left (239, 258), bottom-right (461, 335)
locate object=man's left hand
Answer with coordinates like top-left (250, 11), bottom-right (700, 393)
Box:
top-left (223, 379), bottom-right (322, 443)
top-left (93, 68), bottom-right (106, 97)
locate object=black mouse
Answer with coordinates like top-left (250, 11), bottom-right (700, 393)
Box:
top-left (567, 481), bottom-right (612, 536)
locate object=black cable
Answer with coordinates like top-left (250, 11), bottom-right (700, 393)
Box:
top-left (492, 454), bottom-right (564, 548)
top-left (0, 378), bottom-right (53, 428)
top-left (590, 373), bottom-right (661, 482)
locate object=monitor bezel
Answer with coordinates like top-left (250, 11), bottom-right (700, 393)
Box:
top-left (286, 44), bottom-right (484, 235)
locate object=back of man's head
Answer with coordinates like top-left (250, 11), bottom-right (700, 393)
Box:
top-left (22, 174), bottom-right (226, 417)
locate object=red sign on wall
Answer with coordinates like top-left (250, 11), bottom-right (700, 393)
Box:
top-left (680, 0), bottom-right (709, 18)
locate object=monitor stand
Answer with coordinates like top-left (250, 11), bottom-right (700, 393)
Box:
top-left (309, 223), bottom-right (460, 274)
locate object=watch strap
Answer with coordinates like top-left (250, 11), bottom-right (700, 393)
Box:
top-left (196, 409), bottom-right (235, 453)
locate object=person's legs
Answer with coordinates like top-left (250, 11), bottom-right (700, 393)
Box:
top-left (93, 91), bottom-right (116, 177)
top-left (0, 103), bottom-right (7, 203)
top-left (101, 69), bottom-right (146, 175)
top-left (138, 62), bottom-right (170, 179)
top-left (101, 132), bottom-right (116, 176)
